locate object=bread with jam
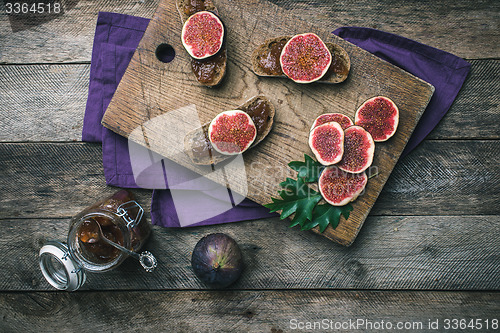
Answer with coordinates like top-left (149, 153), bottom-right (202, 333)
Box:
top-left (176, 0), bottom-right (227, 87)
top-left (251, 36), bottom-right (350, 84)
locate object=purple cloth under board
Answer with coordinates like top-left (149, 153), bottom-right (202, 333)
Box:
top-left (82, 12), bottom-right (470, 228)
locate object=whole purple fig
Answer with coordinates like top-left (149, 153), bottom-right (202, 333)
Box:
top-left (191, 233), bottom-right (244, 288)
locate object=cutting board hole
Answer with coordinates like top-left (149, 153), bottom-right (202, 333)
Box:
top-left (156, 43), bottom-right (175, 63)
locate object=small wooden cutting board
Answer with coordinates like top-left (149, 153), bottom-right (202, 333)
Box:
top-left (102, 0), bottom-right (434, 246)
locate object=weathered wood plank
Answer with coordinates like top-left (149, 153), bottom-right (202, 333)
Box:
top-left (1, 1), bottom-right (497, 328)
top-left (0, 0), bottom-right (498, 63)
top-left (269, 0), bottom-right (500, 60)
top-left (374, 139), bottom-right (500, 216)
top-left (0, 64), bottom-right (89, 142)
top-left (1, 60), bottom-right (497, 142)
top-left (0, 142), bottom-right (152, 218)
top-left (1, 215), bottom-right (498, 291)
top-left (0, 0), bottom-right (160, 64)
top-left (0, 140), bottom-right (498, 219)
top-left (0, 290), bottom-right (498, 332)
top-left (427, 59), bottom-right (500, 140)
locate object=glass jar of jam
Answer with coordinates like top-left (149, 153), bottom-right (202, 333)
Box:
top-left (39, 190), bottom-right (156, 291)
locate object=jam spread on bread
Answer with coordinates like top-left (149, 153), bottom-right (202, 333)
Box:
top-left (191, 49), bottom-right (226, 85)
top-left (258, 38), bottom-right (288, 75)
top-left (184, 0), bottom-right (207, 16)
top-left (240, 98), bottom-right (272, 136)
top-left (190, 127), bottom-right (218, 162)
top-left (325, 51), bottom-right (350, 78)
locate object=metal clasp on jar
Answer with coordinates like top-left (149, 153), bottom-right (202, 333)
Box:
top-left (116, 201), bottom-right (144, 229)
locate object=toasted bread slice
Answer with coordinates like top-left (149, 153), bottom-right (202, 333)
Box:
top-left (176, 0), bottom-right (219, 23)
top-left (185, 95), bottom-right (275, 165)
top-left (176, 0), bottom-right (227, 87)
top-left (252, 36), bottom-right (350, 84)
top-left (190, 48), bottom-right (227, 87)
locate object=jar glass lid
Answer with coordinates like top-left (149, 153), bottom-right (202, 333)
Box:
top-left (39, 241), bottom-right (86, 291)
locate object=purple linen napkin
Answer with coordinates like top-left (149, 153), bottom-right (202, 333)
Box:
top-left (333, 27), bottom-right (470, 156)
top-left (82, 13), bottom-right (470, 228)
top-left (82, 12), bottom-right (149, 143)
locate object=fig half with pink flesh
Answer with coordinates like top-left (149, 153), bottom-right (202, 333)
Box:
top-left (185, 96), bottom-right (275, 165)
top-left (181, 11), bottom-right (224, 59)
top-left (308, 121), bottom-right (344, 165)
top-left (280, 33), bottom-right (332, 83)
top-left (311, 113), bottom-right (353, 131)
top-left (337, 126), bottom-right (375, 174)
top-left (355, 96), bottom-right (399, 142)
top-left (208, 110), bottom-right (257, 155)
top-left (319, 166), bottom-right (368, 206)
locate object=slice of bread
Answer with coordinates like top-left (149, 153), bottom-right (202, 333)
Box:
top-left (184, 95), bottom-right (275, 165)
top-left (251, 36), bottom-right (290, 77)
top-left (252, 36), bottom-right (350, 84)
top-left (176, 0), bottom-right (219, 23)
top-left (176, 0), bottom-right (226, 87)
top-left (190, 48), bottom-right (227, 87)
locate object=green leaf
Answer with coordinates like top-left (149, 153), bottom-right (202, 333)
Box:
top-left (265, 154), bottom-right (356, 233)
top-left (302, 203), bottom-right (354, 232)
top-left (264, 177), bottom-right (322, 227)
top-left (300, 217), bottom-right (320, 231)
top-left (288, 154), bottom-right (325, 182)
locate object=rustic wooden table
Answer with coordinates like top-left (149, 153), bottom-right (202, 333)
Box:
top-left (0, 0), bottom-right (499, 332)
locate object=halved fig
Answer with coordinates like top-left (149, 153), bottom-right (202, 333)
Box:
top-left (280, 33), bottom-right (332, 83)
top-left (185, 96), bottom-right (275, 165)
top-left (208, 110), bottom-right (257, 155)
top-left (355, 96), bottom-right (399, 142)
top-left (311, 113), bottom-right (353, 131)
top-left (319, 166), bottom-right (368, 206)
top-left (252, 35), bottom-right (350, 84)
top-left (181, 11), bottom-right (224, 60)
top-left (308, 122), bottom-right (344, 165)
top-left (337, 126), bottom-right (375, 174)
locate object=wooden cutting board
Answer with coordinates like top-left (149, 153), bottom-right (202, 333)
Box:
top-left (102, 0), bottom-right (434, 246)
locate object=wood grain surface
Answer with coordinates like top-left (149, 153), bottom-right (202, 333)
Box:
top-left (1, 60), bottom-right (498, 142)
top-left (101, 0), bottom-right (434, 246)
top-left (1, 0), bottom-right (498, 63)
top-left (1, 291), bottom-right (498, 332)
top-left (2, 215), bottom-right (499, 291)
top-left (0, 64), bottom-right (89, 141)
top-left (1, 140), bottom-right (499, 220)
top-left (0, 141), bottom-right (498, 291)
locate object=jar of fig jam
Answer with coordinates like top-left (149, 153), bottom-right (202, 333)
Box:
top-left (39, 190), bottom-right (156, 291)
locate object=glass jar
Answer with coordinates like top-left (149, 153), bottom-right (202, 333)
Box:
top-left (39, 190), bottom-right (155, 291)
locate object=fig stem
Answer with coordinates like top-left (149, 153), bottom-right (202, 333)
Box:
top-left (213, 262), bottom-right (220, 270)
top-left (368, 172), bottom-right (379, 179)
